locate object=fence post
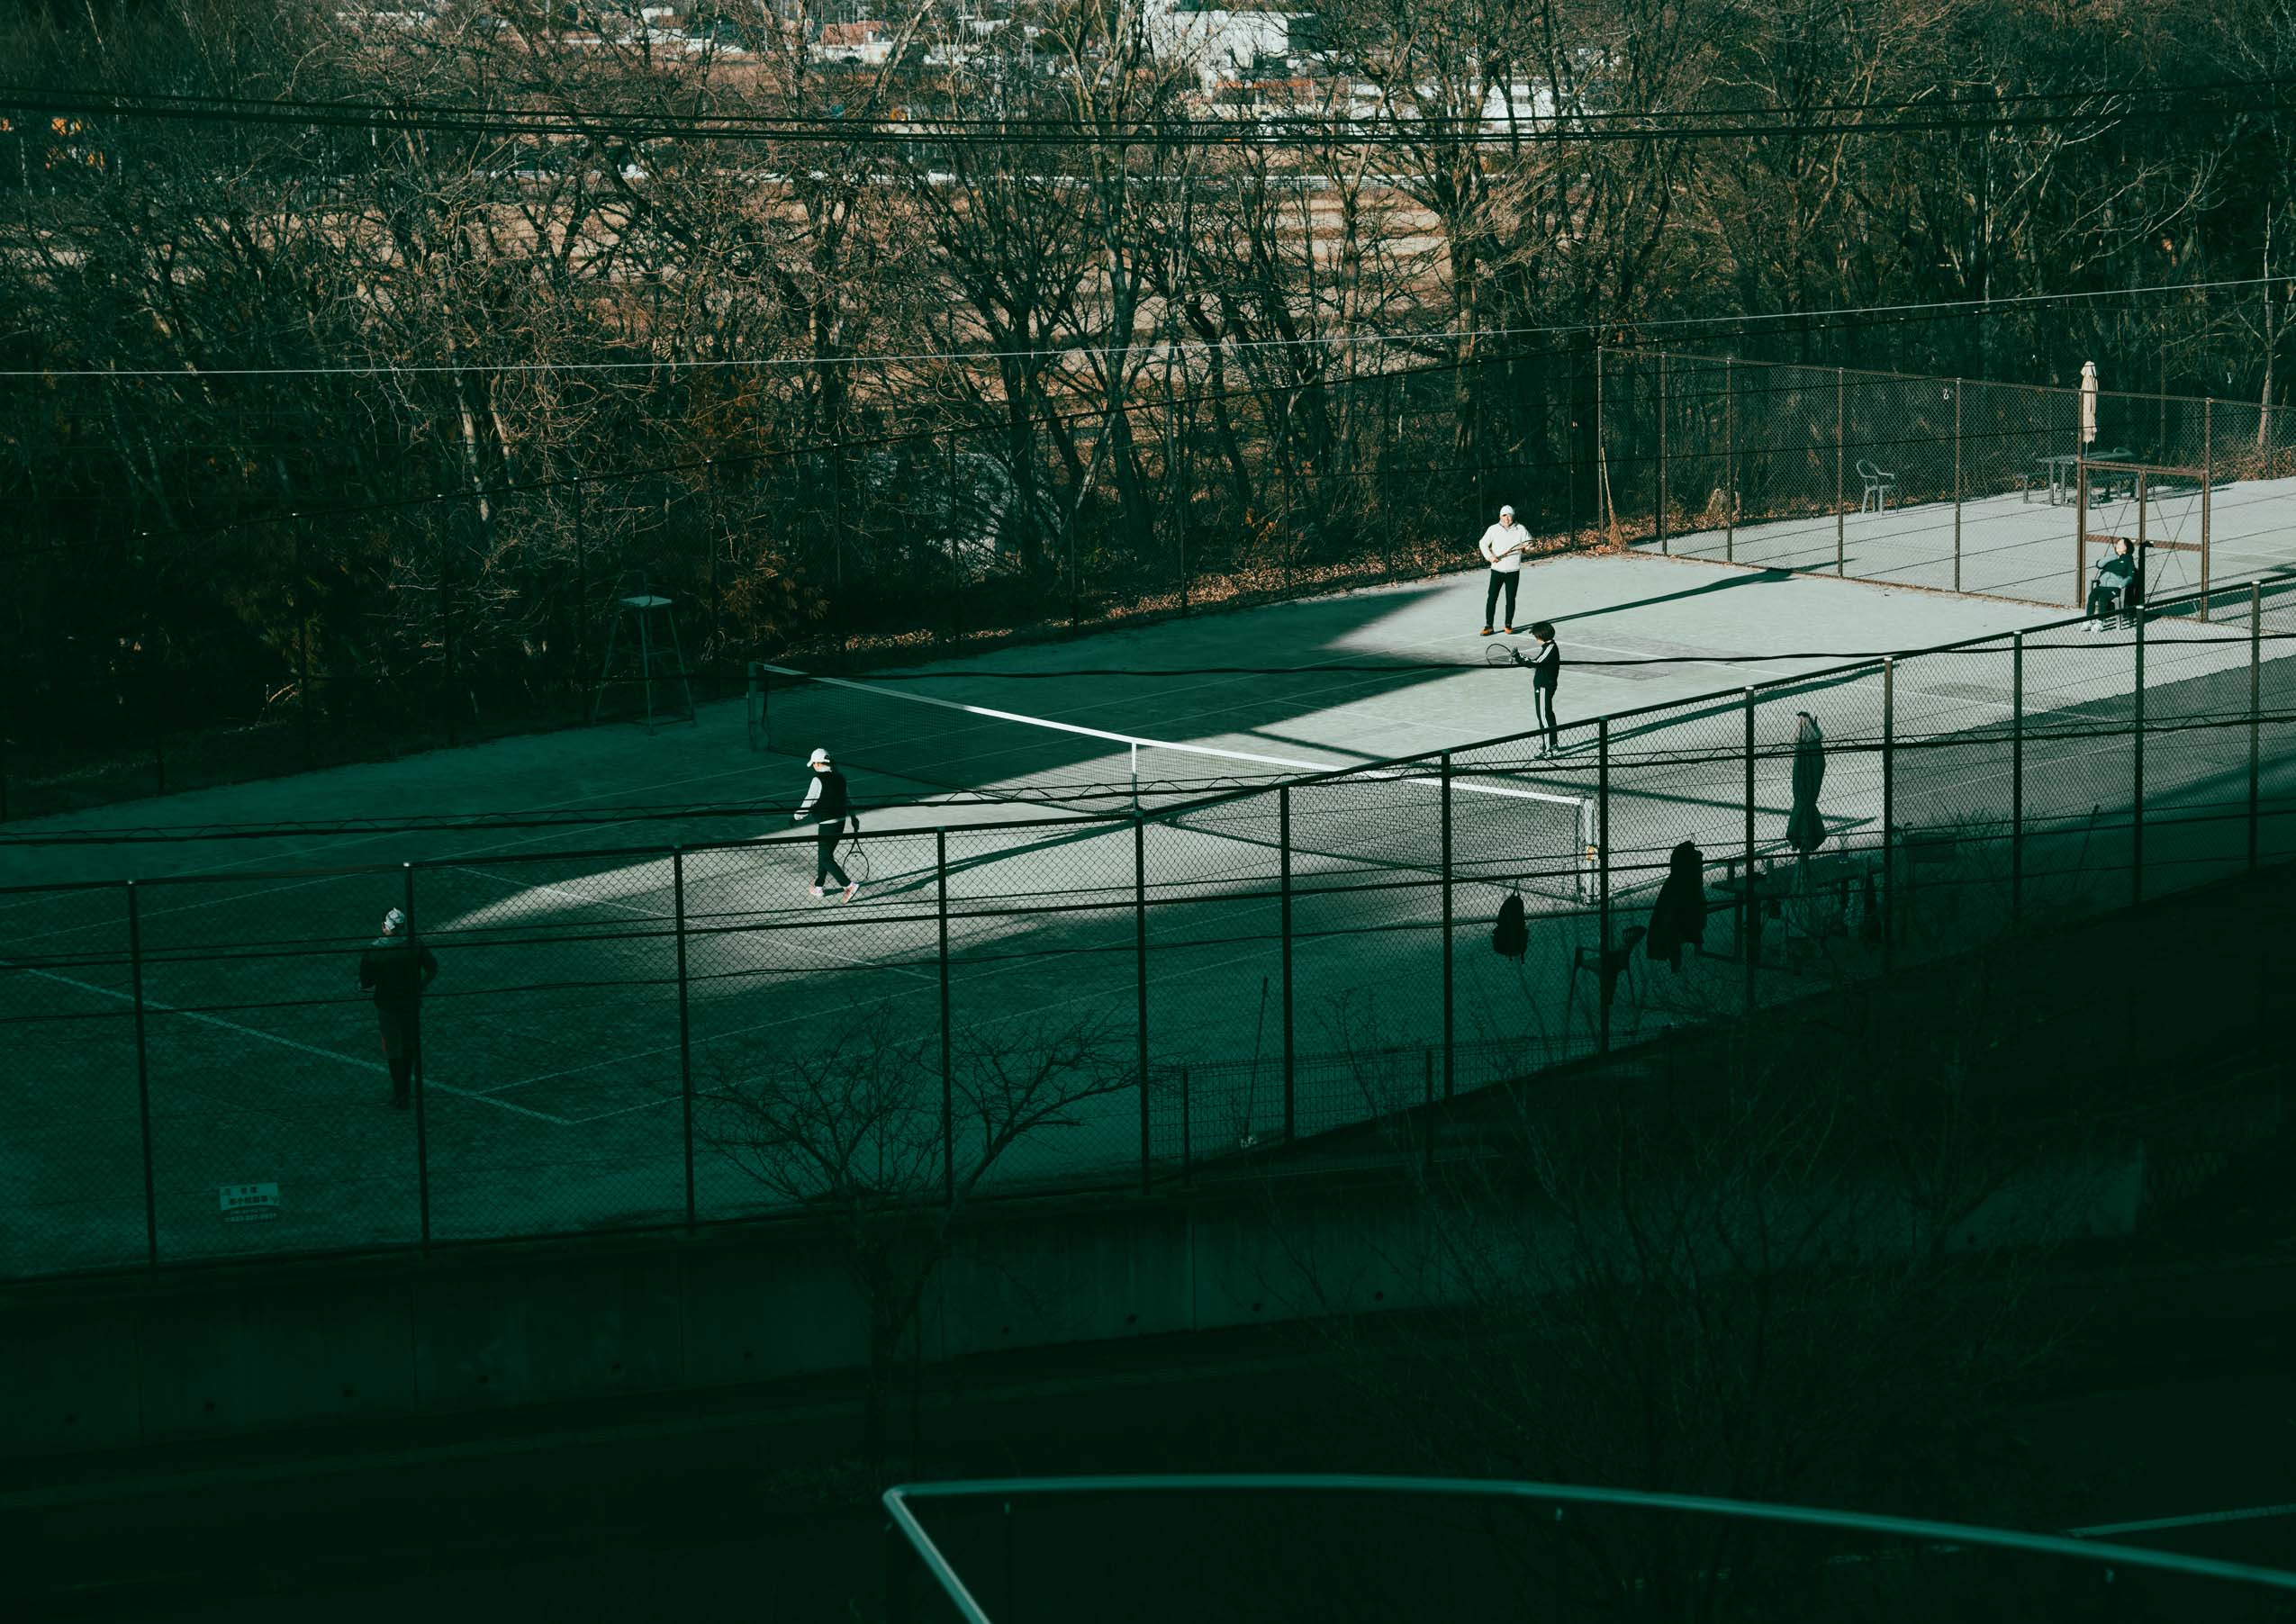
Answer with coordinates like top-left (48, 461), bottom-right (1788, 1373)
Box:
top-left (1952, 379), bottom-right (1964, 594)
top-left (2251, 582), bottom-right (2263, 872)
top-left (1881, 660), bottom-right (1895, 963)
top-left (1134, 817), bottom-right (1150, 1192)
top-left (1597, 718), bottom-right (1612, 1057)
top-left (946, 433), bottom-right (964, 647)
top-left (574, 480), bottom-right (591, 724)
top-left (2202, 401), bottom-right (2214, 617)
top-left (1723, 357), bottom-right (1736, 564)
top-left (1423, 1047), bottom-right (1435, 1174)
top-left (1835, 368), bottom-right (1847, 575)
top-left (674, 850), bottom-right (696, 1230)
top-left (938, 830), bottom-right (954, 1205)
top-left (1656, 352), bottom-right (1669, 554)
top-left (2133, 603), bottom-right (2146, 907)
top-left (1280, 785), bottom-right (1296, 1140)
top-left (405, 863), bottom-right (430, 1250)
top-left (1441, 752), bottom-right (1454, 1102)
top-left (2011, 633), bottom-right (2024, 923)
top-left (1180, 1067), bottom-right (1191, 1184)
top-left (1595, 344), bottom-right (1609, 538)
top-left (293, 518), bottom-right (314, 770)
top-left (1742, 689), bottom-right (1757, 1013)
top-left (128, 882), bottom-right (158, 1270)
top-left (442, 507), bottom-right (464, 748)
top-left (2075, 463), bottom-right (2089, 605)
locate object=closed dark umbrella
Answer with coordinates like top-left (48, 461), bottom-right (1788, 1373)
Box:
top-left (1785, 711), bottom-right (1826, 856)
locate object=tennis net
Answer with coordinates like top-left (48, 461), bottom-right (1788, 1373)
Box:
top-left (749, 662), bottom-right (1595, 898)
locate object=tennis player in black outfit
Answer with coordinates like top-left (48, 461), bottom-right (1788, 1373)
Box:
top-left (358, 907), bottom-right (438, 1109)
top-left (1527, 621), bottom-right (1562, 757)
top-left (794, 746), bottom-right (861, 901)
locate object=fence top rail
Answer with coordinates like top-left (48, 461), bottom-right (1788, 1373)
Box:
top-left (1602, 344), bottom-right (2240, 412)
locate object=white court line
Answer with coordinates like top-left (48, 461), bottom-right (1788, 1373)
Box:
top-left (9, 961), bottom-right (574, 1125)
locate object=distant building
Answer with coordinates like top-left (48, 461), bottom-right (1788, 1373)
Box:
top-left (817, 20), bottom-right (896, 65)
top-left (1146, 5), bottom-right (1302, 93)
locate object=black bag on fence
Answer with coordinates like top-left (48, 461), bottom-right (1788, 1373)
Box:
top-left (1492, 891), bottom-right (1528, 961)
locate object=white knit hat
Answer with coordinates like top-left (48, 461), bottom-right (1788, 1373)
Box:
top-left (382, 907), bottom-right (406, 934)
top-left (808, 747), bottom-right (831, 767)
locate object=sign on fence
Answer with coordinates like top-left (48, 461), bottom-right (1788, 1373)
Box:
top-left (219, 1183), bottom-right (281, 1223)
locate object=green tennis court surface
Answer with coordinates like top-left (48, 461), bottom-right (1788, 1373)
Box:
top-left (8, 552), bottom-right (2296, 1279)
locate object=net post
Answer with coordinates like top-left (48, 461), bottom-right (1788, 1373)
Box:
top-left (1134, 816), bottom-right (1150, 1193)
top-left (2250, 582), bottom-right (2262, 873)
top-left (1742, 687), bottom-right (1757, 1013)
top-left (127, 881), bottom-right (158, 1271)
top-left (1130, 741), bottom-right (1140, 815)
top-left (746, 662), bottom-right (765, 753)
top-left (938, 830), bottom-right (954, 1206)
top-left (2011, 633), bottom-right (2025, 924)
top-left (1597, 718), bottom-right (1612, 1058)
top-left (1280, 785), bottom-right (1296, 1140)
top-left (2133, 599), bottom-right (2147, 908)
top-left (1441, 753), bottom-right (1454, 1103)
top-left (1881, 659), bottom-right (1895, 965)
top-left (674, 849), bottom-right (696, 1231)
top-left (406, 862), bottom-right (431, 1252)
top-left (1834, 367), bottom-right (1846, 575)
top-left (1952, 379), bottom-right (1964, 593)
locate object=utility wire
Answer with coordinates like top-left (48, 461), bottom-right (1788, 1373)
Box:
top-left (1, 76), bottom-right (2288, 148)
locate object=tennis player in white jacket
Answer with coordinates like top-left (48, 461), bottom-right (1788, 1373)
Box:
top-left (1477, 504), bottom-right (1532, 634)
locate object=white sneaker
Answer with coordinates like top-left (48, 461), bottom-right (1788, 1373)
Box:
top-left (841, 882), bottom-right (860, 903)
top-left (809, 885), bottom-right (825, 898)
top-left (2084, 620), bottom-right (2101, 633)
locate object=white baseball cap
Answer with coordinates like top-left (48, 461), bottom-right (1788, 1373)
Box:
top-left (382, 907), bottom-right (406, 934)
top-left (808, 747), bottom-right (831, 767)
top-left (1499, 504), bottom-right (1515, 518)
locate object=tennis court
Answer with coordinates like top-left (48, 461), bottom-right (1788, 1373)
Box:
top-left (7, 547), bottom-right (2296, 1279)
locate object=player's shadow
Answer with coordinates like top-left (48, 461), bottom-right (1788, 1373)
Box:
top-left (1545, 568), bottom-right (1794, 628)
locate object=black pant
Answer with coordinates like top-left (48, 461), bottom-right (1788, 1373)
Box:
top-left (1484, 570), bottom-right (1520, 629)
top-left (2086, 582), bottom-right (2131, 621)
top-left (1532, 685), bottom-right (1560, 752)
top-left (375, 1006), bottom-right (420, 1101)
top-left (816, 820), bottom-right (851, 888)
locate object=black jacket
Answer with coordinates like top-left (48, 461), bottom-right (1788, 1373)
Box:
top-left (359, 936), bottom-right (438, 1011)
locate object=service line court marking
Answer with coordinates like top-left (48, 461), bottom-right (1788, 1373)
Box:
top-left (7, 960), bottom-right (575, 1126)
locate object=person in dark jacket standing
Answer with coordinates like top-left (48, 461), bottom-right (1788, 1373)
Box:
top-left (1645, 841), bottom-right (1707, 970)
top-left (358, 907), bottom-right (438, 1110)
top-left (1527, 621), bottom-right (1562, 758)
top-left (794, 746), bottom-right (861, 901)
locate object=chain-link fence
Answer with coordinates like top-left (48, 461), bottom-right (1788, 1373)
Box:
top-left (6, 576), bottom-right (2295, 1281)
top-left (13, 347), bottom-right (2293, 823)
top-left (1602, 349), bottom-right (2296, 604)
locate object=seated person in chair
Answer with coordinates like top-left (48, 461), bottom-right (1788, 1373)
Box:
top-left (2084, 537), bottom-right (2140, 631)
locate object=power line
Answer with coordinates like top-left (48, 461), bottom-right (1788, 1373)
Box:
top-left (1, 76), bottom-right (2287, 149)
top-left (2, 276), bottom-right (2272, 382)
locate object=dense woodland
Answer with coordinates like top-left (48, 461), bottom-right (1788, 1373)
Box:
top-left (2, 0), bottom-right (2292, 798)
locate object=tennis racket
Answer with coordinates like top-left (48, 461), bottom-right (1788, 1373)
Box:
top-left (1485, 641), bottom-right (1529, 669)
top-left (839, 826), bottom-right (872, 887)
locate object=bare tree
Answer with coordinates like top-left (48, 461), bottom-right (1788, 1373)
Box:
top-left (699, 1003), bottom-right (1141, 1476)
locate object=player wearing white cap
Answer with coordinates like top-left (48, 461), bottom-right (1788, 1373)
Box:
top-left (358, 906), bottom-right (438, 1110)
top-left (793, 746), bottom-right (860, 901)
top-left (1477, 503), bottom-right (1532, 635)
